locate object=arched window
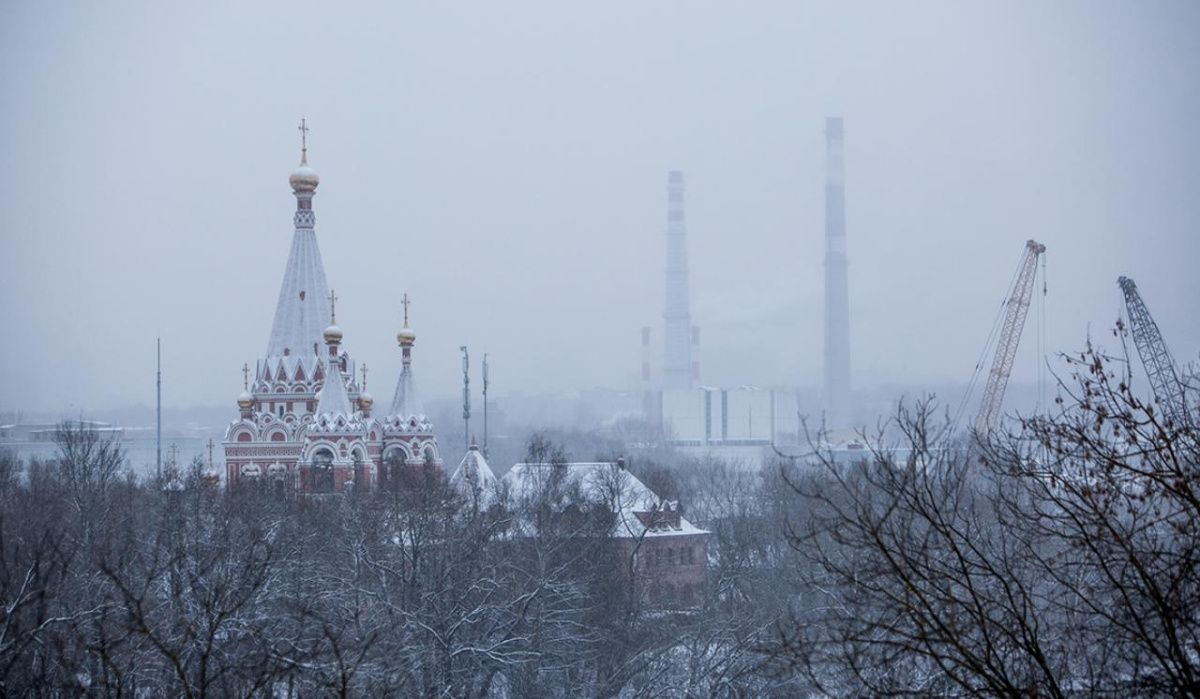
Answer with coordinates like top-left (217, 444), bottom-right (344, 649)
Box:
top-left (312, 448), bottom-right (335, 493)
top-left (381, 447), bottom-right (406, 489)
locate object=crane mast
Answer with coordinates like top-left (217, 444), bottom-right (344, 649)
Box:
top-left (1118, 276), bottom-right (1189, 426)
top-left (975, 239), bottom-right (1046, 434)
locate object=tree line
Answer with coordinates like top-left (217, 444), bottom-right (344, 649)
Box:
top-left (0, 330), bottom-right (1195, 696)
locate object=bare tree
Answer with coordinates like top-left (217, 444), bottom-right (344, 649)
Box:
top-left (772, 332), bottom-right (1199, 697)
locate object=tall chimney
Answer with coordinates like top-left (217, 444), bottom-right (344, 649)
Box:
top-left (641, 326), bottom-right (656, 421)
top-left (824, 118), bottom-right (851, 428)
top-left (663, 170), bottom-right (694, 390)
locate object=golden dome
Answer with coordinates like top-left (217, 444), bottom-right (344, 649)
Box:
top-left (289, 166), bottom-right (319, 193)
top-left (289, 149), bottom-right (319, 193)
top-left (324, 324), bottom-right (343, 343)
top-left (397, 327), bottom-right (416, 344)
top-left (237, 390), bottom-right (254, 409)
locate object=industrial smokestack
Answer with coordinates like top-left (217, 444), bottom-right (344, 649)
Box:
top-left (823, 117), bottom-right (851, 428)
top-left (663, 170), bottom-right (694, 390)
top-left (691, 325), bottom-right (701, 382)
top-left (641, 326), bottom-right (655, 420)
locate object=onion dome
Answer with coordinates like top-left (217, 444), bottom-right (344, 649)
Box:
top-left (237, 390), bottom-right (254, 409)
top-left (289, 152), bottom-right (319, 193)
top-left (397, 327), bottom-right (416, 344)
top-left (324, 324), bottom-right (343, 343)
top-left (290, 119), bottom-right (319, 192)
top-left (359, 391), bottom-right (374, 410)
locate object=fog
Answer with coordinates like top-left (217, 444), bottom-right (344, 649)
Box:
top-left (2, 0), bottom-right (1197, 417)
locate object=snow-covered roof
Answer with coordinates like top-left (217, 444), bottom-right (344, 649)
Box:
top-left (389, 364), bottom-right (422, 418)
top-left (500, 462), bottom-right (708, 539)
top-left (315, 360), bottom-right (353, 417)
top-left (265, 226), bottom-right (331, 359)
top-left (258, 355), bottom-right (324, 385)
top-left (450, 443), bottom-right (497, 507)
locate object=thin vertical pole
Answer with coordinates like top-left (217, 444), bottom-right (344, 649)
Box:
top-left (156, 337), bottom-right (162, 481)
top-left (460, 346), bottom-right (470, 451)
top-left (482, 353), bottom-right (489, 457)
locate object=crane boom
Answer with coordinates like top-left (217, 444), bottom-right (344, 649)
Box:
top-left (975, 239), bottom-right (1046, 434)
top-left (1118, 276), bottom-right (1189, 426)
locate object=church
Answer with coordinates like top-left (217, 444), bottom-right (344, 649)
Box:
top-left (222, 124), bottom-right (441, 494)
top-left (221, 124), bottom-right (709, 608)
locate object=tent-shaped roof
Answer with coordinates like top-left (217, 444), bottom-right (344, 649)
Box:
top-left (450, 442), bottom-right (497, 506)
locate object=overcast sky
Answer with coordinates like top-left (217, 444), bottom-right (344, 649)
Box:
top-left (2, 1), bottom-right (1197, 416)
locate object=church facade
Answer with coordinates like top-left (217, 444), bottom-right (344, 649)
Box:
top-left (223, 128), bottom-right (441, 494)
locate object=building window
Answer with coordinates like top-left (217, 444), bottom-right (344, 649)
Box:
top-left (312, 448), bottom-right (335, 493)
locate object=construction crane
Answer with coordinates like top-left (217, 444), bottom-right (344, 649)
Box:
top-left (1118, 276), bottom-right (1190, 426)
top-left (974, 239), bottom-right (1047, 434)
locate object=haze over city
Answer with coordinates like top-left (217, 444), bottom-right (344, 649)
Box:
top-left (2, 1), bottom-right (1197, 418)
top-left (2, 3), bottom-right (1198, 696)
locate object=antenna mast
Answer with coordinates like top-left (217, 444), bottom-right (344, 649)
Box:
top-left (482, 353), bottom-right (489, 457)
top-left (460, 346), bottom-right (471, 450)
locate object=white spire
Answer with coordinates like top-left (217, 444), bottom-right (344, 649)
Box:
top-left (315, 292), bottom-right (353, 417)
top-left (316, 364), bottom-right (353, 416)
top-left (267, 121), bottom-right (330, 359)
top-left (390, 365), bottom-right (422, 417)
top-left (390, 294), bottom-right (423, 417)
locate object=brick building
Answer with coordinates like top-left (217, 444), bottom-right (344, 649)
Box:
top-left (497, 461), bottom-right (709, 610)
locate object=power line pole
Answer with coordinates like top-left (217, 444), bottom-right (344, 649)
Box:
top-left (482, 353), bottom-right (489, 458)
top-left (156, 337), bottom-right (162, 482)
top-left (460, 345), bottom-right (470, 451)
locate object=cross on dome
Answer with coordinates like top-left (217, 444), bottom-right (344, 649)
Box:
top-left (242, 362), bottom-right (250, 390)
top-left (289, 118), bottom-right (319, 191)
top-left (322, 289), bottom-right (344, 345)
top-left (397, 293), bottom-right (417, 346)
top-left (361, 363), bottom-right (368, 389)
